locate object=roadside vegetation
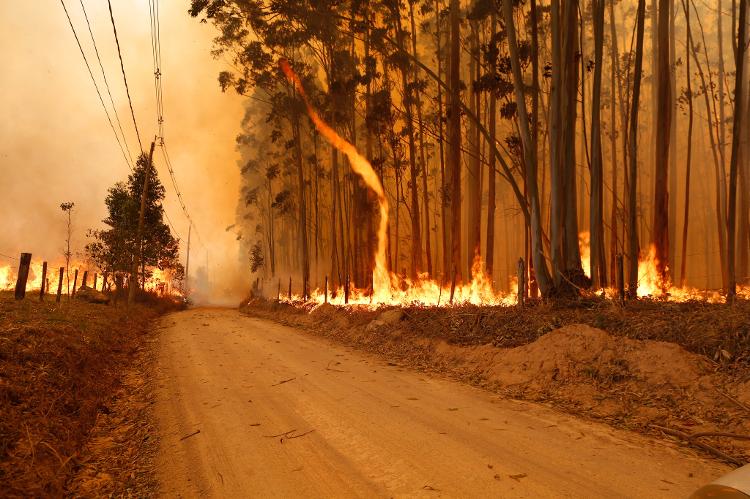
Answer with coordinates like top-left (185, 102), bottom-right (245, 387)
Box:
top-left (0, 291), bottom-right (182, 497)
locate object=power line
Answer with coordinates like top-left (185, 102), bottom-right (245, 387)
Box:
top-left (59, 0), bottom-right (133, 171)
top-left (107, 0), bottom-right (143, 152)
top-left (78, 0), bottom-right (134, 167)
top-left (147, 2), bottom-right (205, 249)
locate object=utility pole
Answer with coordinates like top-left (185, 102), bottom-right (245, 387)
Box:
top-left (128, 141), bottom-right (156, 306)
top-left (185, 223), bottom-right (191, 296)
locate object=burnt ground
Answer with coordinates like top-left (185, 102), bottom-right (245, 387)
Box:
top-left (0, 291), bottom-right (182, 497)
top-left (241, 296), bottom-right (750, 466)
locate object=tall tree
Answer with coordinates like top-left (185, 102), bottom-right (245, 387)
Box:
top-left (653, 0), bottom-right (672, 287)
top-left (447, 0), bottom-right (462, 281)
top-left (628, 0), bottom-right (647, 296)
top-left (727, 0), bottom-right (747, 299)
top-left (502, 0), bottom-right (554, 296)
top-left (590, 0), bottom-right (607, 288)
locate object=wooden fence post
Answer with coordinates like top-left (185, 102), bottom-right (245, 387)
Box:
top-left (517, 258), bottom-right (526, 307)
top-left (616, 254), bottom-right (625, 302)
top-left (56, 267), bottom-right (64, 303)
top-left (39, 262), bottom-right (48, 301)
top-left (14, 253), bottom-right (31, 300)
top-left (71, 269), bottom-right (79, 298)
top-left (324, 276), bottom-right (328, 304)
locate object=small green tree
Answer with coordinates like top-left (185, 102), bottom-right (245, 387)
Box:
top-left (87, 153), bottom-right (183, 291)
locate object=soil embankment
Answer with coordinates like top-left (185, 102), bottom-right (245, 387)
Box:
top-left (242, 298), bottom-right (750, 465)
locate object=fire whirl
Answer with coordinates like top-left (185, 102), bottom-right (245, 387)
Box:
top-left (279, 60), bottom-right (748, 309)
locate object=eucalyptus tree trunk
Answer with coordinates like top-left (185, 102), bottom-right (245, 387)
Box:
top-left (590, 0), bottom-right (607, 289)
top-left (447, 0), bottom-right (462, 281)
top-left (394, 6), bottom-right (423, 279)
top-left (680, 0), bottom-right (694, 286)
top-left (409, 1), bottom-right (433, 277)
top-left (628, 0), bottom-right (647, 297)
top-left (434, 0), bottom-right (448, 278)
top-left (467, 20), bottom-right (482, 272)
top-left (727, 0), bottom-right (747, 299)
top-left (550, 0), bottom-right (584, 292)
top-left (607, 0), bottom-right (620, 282)
top-left (485, 10), bottom-right (498, 279)
top-left (653, 0), bottom-right (672, 288)
top-left (502, 0), bottom-right (554, 296)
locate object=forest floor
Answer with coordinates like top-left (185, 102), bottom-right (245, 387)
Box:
top-left (241, 296), bottom-right (750, 466)
top-left (0, 290), bottom-right (183, 497)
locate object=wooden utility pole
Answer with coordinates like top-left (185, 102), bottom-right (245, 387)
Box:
top-left (128, 141), bottom-right (156, 306)
top-left (185, 224), bottom-right (191, 296)
top-left (56, 267), bottom-right (64, 303)
top-left (39, 261), bottom-right (47, 301)
top-left (14, 253), bottom-right (31, 300)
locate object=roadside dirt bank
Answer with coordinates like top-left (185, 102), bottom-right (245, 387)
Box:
top-left (241, 298), bottom-right (750, 466)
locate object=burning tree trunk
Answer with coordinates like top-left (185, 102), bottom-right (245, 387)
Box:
top-left (447, 0), bottom-right (462, 282)
top-left (467, 19), bottom-right (481, 272)
top-left (653, 0), bottom-right (672, 288)
top-left (680, 0), bottom-right (694, 286)
top-left (590, 0), bottom-right (607, 289)
top-left (628, 0), bottom-right (647, 297)
top-left (485, 10), bottom-right (498, 279)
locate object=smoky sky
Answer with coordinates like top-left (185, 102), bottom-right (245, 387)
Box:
top-left (0, 1), bottom-right (248, 301)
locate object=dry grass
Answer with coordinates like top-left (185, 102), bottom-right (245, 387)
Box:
top-left (0, 290), bottom-right (180, 497)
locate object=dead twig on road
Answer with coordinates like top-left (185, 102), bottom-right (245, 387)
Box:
top-left (179, 429), bottom-right (201, 441)
top-left (715, 388), bottom-right (750, 413)
top-left (271, 377), bottom-right (295, 387)
top-left (264, 429), bottom-right (297, 438)
top-left (650, 424), bottom-right (743, 466)
top-left (282, 429), bottom-right (315, 442)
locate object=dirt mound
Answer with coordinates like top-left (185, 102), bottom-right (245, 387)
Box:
top-left (482, 324), bottom-right (712, 389)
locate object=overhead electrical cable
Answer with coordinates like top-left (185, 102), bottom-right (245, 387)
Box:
top-left (78, 0), bottom-right (134, 166)
top-left (148, 0), bottom-right (205, 249)
top-left (59, 0), bottom-right (133, 171)
top-left (107, 0), bottom-right (144, 152)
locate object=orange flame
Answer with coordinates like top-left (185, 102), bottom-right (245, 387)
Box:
top-left (279, 60), bottom-right (747, 308)
top-left (0, 259), bottom-right (182, 297)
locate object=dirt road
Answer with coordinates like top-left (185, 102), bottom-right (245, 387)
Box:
top-left (155, 308), bottom-right (727, 498)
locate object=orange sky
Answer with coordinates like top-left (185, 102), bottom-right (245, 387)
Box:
top-left (0, 1), bottom-right (248, 301)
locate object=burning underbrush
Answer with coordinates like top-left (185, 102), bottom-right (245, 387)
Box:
top-left (241, 296), bottom-right (750, 465)
top-left (0, 291), bottom-right (181, 496)
top-left (0, 258), bottom-right (184, 297)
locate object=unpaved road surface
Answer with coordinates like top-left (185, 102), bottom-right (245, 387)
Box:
top-left (155, 308), bottom-right (727, 498)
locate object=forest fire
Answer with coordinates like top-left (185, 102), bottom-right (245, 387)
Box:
top-left (0, 259), bottom-right (182, 296)
top-left (277, 60), bottom-right (748, 309)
